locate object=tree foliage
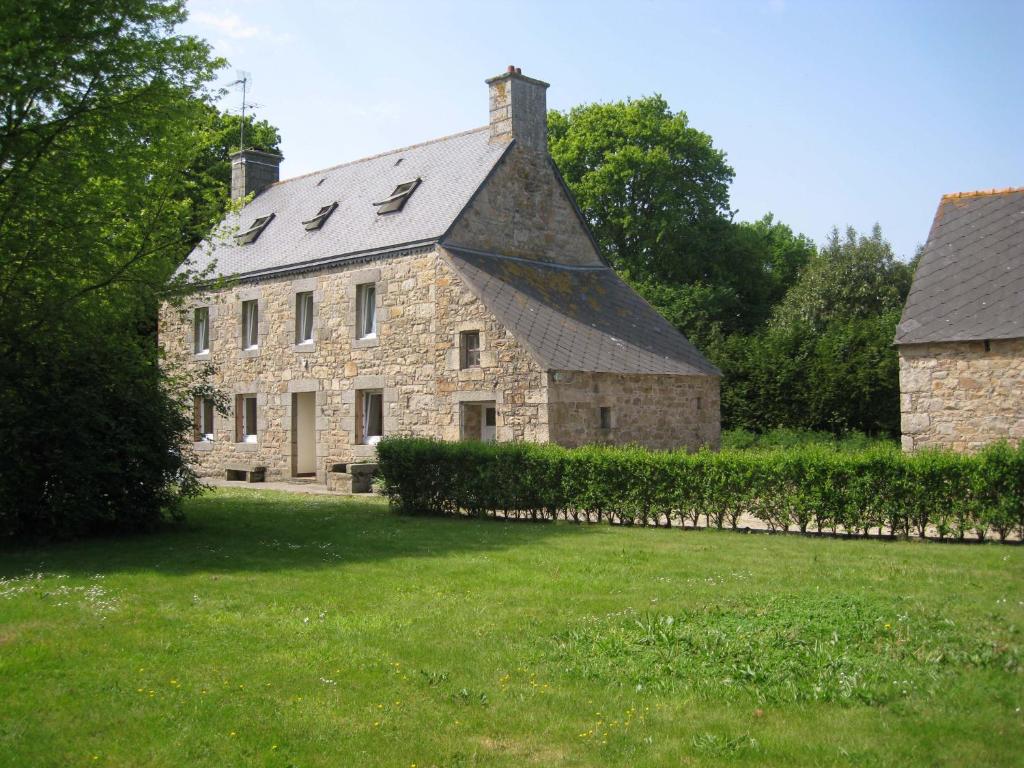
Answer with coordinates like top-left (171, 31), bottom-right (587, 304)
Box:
top-left (0, 0), bottom-right (226, 539)
top-left (714, 226), bottom-right (912, 436)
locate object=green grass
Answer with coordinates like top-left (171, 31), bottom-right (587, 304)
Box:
top-left (1, 490), bottom-right (1021, 768)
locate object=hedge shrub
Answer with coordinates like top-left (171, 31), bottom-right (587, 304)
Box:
top-left (376, 437), bottom-right (1024, 540)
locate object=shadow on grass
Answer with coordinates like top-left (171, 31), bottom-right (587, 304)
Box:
top-left (0, 487), bottom-right (589, 578)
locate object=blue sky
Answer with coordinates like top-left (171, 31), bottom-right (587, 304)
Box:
top-left (183, 0), bottom-right (1023, 261)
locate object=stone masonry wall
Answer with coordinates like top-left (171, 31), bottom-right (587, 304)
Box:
top-left (445, 143), bottom-right (602, 267)
top-left (159, 246), bottom-right (548, 482)
top-left (899, 338), bottom-right (1024, 452)
top-left (547, 371), bottom-right (721, 451)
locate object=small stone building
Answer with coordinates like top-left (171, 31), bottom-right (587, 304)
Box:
top-left (160, 67), bottom-right (720, 484)
top-left (895, 187), bottom-right (1024, 451)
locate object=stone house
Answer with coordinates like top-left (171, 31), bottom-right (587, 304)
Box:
top-left (161, 67), bottom-right (721, 485)
top-left (895, 187), bottom-right (1023, 451)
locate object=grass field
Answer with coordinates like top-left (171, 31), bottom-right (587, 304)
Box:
top-left (1, 489), bottom-right (1021, 767)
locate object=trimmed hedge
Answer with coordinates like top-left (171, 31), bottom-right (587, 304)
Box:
top-left (376, 438), bottom-right (1024, 541)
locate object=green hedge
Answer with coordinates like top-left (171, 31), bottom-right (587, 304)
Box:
top-left (376, 438), bottom-right (1024, 541)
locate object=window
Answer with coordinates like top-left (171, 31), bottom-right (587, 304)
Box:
top-left (599, 406), bottom-right (612, 430)
top-left (356, 283), bottom-right (376, 339)
top-left (460, 331), bottom-right (481, 369)
top-left (237, 394), bottom-right (258, 443)
top-left (235, 213), bottom-right (275, 245)
top-left (241, 299), bottom-right (259, 349)
top-left (358, 390), bottom-right (383, 445)
top-left (372, 178), bottom-right (421, 214)
top-left (301, 202), bottom-right (338, 231)
top-left (295, 292), bottom-right (314, 344)
top-left (193, 307), bottom-right (210, 354)
top-left (194, 397), bottom-right (214, 441)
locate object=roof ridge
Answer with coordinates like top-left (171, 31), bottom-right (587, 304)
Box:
top-left (270, 126), bottom-right (492, 187)
top-left (941, 186), bottom-right (1024, 200)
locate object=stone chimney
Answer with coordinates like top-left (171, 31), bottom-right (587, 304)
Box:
top-left (230, 149), bottom-right (284, 201)
top-left (486, 66), bottom-right (550, 151)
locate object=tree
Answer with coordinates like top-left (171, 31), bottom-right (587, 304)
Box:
top-left (714, 225), bottom-right (912, 436)
top-left (0, 0), bottom-right (225, 539)
top-left (548, 96), bottom-right (734, 284)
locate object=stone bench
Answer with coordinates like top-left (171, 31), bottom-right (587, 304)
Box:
top-left (224, 463), bottom-right (266, 483)
top-left (326, 462), bottom-right (378, 494)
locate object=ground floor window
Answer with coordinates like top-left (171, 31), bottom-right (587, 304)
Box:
top-left (194, 397), bottom-right (215, 441)
top-left (236, 394), bottom-right (258, 443)
top-left (357, 389), bottom-right (383, 445)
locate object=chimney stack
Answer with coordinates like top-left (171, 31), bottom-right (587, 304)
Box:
top-left (486, 66), bottom-right (550, 151)
top-left (230, 149), bottom-right (284, 201)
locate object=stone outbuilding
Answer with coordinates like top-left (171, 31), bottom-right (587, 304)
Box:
top-left (895, 187), bottom-right (1024, 451)
top-left (160, 67), bottom-right (721, 485)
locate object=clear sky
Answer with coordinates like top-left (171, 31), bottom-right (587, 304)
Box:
top-left (182, 0), bottom-right (1023, 261)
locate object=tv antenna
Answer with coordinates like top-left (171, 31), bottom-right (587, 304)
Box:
top-left (228, 70), bottom-right (252, 150)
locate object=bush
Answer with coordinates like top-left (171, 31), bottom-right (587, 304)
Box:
top-left (376, 438), bottom-right (1024, 541)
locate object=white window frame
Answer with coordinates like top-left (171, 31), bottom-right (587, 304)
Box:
top-left (240, 395), bottom-right (258, 443)
top-left (194, 307), bottom-right (210, 354)
top-left (296, 291), bottom-right (314, 345)
top-left (359, 389), bottom-right (383, 445)
top-left (355, 283), bottom-right (376, 339)
top-left (241, 299), bottom-right (259, 350)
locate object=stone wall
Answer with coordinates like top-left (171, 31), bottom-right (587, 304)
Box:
top-left (547, 371), bottom-right (721, 451)
top-left (445, 143), bottom-right (602, 267)
top-left (899, 338), bottom-right (1024, 452)
top-left (159, 246), bottom-right (548, 482)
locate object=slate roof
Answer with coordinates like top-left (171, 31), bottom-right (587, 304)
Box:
top-left (896, 188), bottom-right (1024, 344)
top-left (446, 246), bottom-right (721, 376)
top-left (184, 127), bottom-right (509, 279)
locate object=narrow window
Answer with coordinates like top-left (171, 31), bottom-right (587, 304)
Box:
top-left (599, 406), bottom-right (612, 430)
top-left (193, 307), bottom-right (210, 354)
top-left (236, 394), bottom-right (258, 443)
top-left (372, 178), bottom-right (421, 214)
top-left (194, 397), bottom-right (215, 441)
top-left (460, 331), bottom-right (481, 369)
top-left (356, 283), bottom-right (376, 339)
top-left (295, 292), bottom-right (314, 344)
top-left (358, 390), bottom-right (383, 445)
top-left (241, 299), bottom-right (259, 349)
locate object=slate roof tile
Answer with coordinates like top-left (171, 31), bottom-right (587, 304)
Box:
top-left (446, 246), bottom-right (720, 376)
top-left (182, 127), bottom-right (508, 280)
top-left (896, 188), bottom-right (1024, 344)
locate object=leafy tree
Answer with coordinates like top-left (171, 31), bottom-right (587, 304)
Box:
top-left (548, 96), bottom-right (734, 284)
top-left (714, 225), bottom-right (911, 436)
top-left (0, 0), bottom-right (225, 539)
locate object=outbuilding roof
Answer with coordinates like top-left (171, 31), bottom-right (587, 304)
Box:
top-left (895, 187), bottom-right (1024, 345)
top-left (446, 246), bottom-right (721, 376)
top-left (184, 127), bottom-right (509, 280)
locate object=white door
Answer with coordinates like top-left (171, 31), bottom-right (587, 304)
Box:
top-left (481, 406), bottom-right (496, 442)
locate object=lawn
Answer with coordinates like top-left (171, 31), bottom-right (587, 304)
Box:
top-left (1, 490), bottom-right (1021, 767)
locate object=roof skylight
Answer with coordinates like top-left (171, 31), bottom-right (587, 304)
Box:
top-left (301, 201), bottom-right (338, 231)
top-left (373, 178), bottom-right (421, 215)
top-left (235, 213), bottom-right (275, 245)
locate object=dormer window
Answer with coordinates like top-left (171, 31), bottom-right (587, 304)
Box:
top-left (373, 178), bottom-right (421, 214)
top-left (235, 213), bottom-right (274, 245)
top-left (302, 202), bottom-right (338, 231)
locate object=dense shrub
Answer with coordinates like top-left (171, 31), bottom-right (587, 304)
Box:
top-left (376, 438), bottom-right (1024, 541)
